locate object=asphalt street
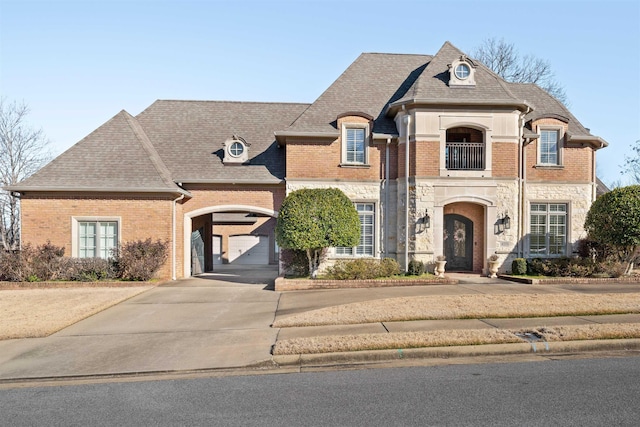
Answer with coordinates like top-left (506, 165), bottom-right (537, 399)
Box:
top-left (2, 356), bottom-right (639, 426)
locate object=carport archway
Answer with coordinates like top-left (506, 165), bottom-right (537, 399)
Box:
top-left (183, 205), bottom-right (278, 277)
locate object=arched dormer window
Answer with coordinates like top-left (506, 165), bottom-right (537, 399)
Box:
top-left (445, 127), bottom-right (484, 170)
top-left (448, 55), bottom-right (476, 87)
top-left (222, 135), bottom-right (250, 164)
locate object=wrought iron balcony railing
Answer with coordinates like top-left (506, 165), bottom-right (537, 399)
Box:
top-left (445, 142), bottom-right (485, 170)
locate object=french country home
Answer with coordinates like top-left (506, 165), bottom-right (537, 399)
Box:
top-left (6, 42), bottom-right (608, 279)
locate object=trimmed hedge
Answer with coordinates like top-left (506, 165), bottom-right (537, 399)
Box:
top-left (525, 257), bottom-right (625, 278)
top-left (407, 259), bottom-right (426, 276)
top-left (324, 258), bottom-right (401, 280)
top-left (511, 258), bottom-right (527, 275)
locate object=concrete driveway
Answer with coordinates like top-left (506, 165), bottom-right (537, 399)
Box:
top-left (0, 266), bottom-right (280, 380)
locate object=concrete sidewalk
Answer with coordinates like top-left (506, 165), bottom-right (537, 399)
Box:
top-left (1, 271), bottom-right (639, 382)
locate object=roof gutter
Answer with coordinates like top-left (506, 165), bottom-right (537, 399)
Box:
top-left (175, 179), bottom-right (284, 185)
top-left (385, 98), bottom-right (533, 117)
top-left (3, 186), bottom-right (192, 197)
top-left (566, 134), bottom-right (609, 149)
top-left (274, 130), bottom-right (340, 145)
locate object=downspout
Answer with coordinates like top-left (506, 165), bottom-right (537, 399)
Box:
top-left (591, 146), bottom-right (597, 202)
top-left (10, 192), bottom-right (22, 251)
top-left (172, 193), bottom-right (185, 280)
top-left (404, 112), bottom-right (411, 272)
top-left (517, 112), bottom-right (524, 258)
top-left (385, 137), bottom-right (391, 258)
top-left (518, 107), bottom-right (530, 258)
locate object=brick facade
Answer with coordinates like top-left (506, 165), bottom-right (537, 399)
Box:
top-left (20, 193), bottom-right (175, 279)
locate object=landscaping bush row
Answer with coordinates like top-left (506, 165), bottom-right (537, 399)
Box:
top-left (324, 258), bottom-right (402, 280)
top-left (0, 239), bottom-right (168, 282)
top-left (510, 257), bottom-right (627, 278)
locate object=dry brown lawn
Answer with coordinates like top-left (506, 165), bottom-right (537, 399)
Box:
top-left (273, 324), bottom-right (640, 355)
top-left (0, 287), bottom-right (151, 340)
top-left (273, 292), bottom-right (640, 355)
top-left (273, 293), bottom-right (640, 327)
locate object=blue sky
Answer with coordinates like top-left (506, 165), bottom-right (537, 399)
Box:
top-left (1, 0), bottom-right (638, 186)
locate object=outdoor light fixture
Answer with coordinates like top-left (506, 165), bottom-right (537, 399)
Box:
top-left (416, 209), bottom-right (431, 233)
top-left (496, 213), bottom-right (511, 234)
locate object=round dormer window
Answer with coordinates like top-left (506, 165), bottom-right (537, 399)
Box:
top-left (455, 63), bottom-right (470, 80)
top-left (229, 141), bottom-right (244, 157)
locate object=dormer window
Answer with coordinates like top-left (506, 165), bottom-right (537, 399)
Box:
top-left (448, 55), bottom-right (476, 87)
top-left (223, 136), bottom-right (250, 164)
top-left (454, 63), bottom-right (470, 80)
top-left (229, 141), bottom-right (244, 157)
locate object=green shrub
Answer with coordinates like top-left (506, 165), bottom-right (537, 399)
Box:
top-left (407, 259), bottom-right (425, 276)
top-left (526, 257), bottom-right (605, 278)
top-left (379, 258), bottom-right (402, 277)
top-left (113, 239), bottom-right (168, 281)
top-left (511, 258), bottom-right (527, 275)
top-left (325, 258), bottom-right (401, 280)
top-left (276, 188), bottom-right (360, 278)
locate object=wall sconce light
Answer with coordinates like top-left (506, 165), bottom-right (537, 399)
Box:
top-left (496, 213), bottom-right (511, 234)
top-left (416, 209), bottom-right (431, 233)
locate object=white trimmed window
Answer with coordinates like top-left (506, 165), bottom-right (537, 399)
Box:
top-left (336, 203), bottom-right (375, 256)
top-left (529, 203), bottom-right (567, 256)
top-left (78, 220), bottom-right (118, 259)
top-left (342, 125), bottom-right (368, 165)
top-left (539, 129), bottom-right (560, 165)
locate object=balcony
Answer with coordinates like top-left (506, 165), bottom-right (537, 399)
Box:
top-left (445, 142), bottom-right (485, 170)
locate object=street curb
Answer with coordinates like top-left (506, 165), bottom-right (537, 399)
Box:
top-left (272, 339), bottom-right (640, 368)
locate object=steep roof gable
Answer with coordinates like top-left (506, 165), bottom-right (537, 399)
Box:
top-left (283, 53), bottom-right (431, 135)
top-left (392, 41), bottom-right (524, 108)
top-left (9, 110), bottom-right (184, 194)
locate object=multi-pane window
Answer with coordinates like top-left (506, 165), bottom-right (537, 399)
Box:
top-left (336, 203), bottom-right (375, 256)
top-left (529, 203), bottom-right (567, 256)
top-left (345, 128), bottom-right (366, 164)
top-left (79, 221), bottom-right (118, 258)
top-left (540, 130), bottom-right (559, 165)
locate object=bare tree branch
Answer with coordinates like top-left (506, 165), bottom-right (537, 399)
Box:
top-left (472, 37), bottom-right (569, 106)
top-left (0, 98), bottom-right (53, 250)
top-left (622, 139), bottom-right (640, 185)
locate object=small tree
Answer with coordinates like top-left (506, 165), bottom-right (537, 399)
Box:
top-left (0, 98), bottom-right (53, 250)
top-left (584, 185), bottom-right (640, 274)
top-left (276, 188), bottom-right (360, 278)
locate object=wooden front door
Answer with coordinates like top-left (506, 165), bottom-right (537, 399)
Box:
top-left (444, 214), bottom-right (473, 271)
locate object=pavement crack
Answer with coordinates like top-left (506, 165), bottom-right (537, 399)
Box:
top-left (575, 316), bottom-right (601, 324)
top-left (479, 319), bottom-right (500, 328)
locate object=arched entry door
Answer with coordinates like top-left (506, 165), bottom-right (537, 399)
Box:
top-left (444, 214), bottom-right (473, 271)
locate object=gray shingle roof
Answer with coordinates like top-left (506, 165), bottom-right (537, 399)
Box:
top-left (394, 41), bottom-right (524, 106)
top-left (284, 52), bottom-right (432, 135)
top-left (136, 101), bottom-right (309, 183)
top-left (8, 110), bottom-right (185, 193)
top-left (8, 41), bottom-right (606, 194)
